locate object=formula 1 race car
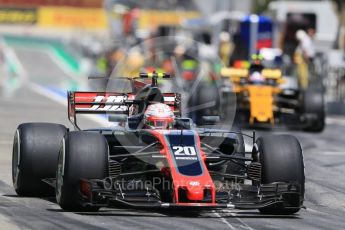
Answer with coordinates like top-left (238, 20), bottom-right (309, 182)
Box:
top-left (12, 72), bottom-right (305, 214)
top-left (221, 58), bottom-right (325, 132)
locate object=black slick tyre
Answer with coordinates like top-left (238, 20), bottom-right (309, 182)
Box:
top-left (257, 135), bottom-right (304, 215)
top-left (12, 123), bottom-right (67, 197)
top-left (56, 131), bottom-right (108, 211)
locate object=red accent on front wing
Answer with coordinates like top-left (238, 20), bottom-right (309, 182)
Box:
top-left (149, 130), bottom-right (216, 204)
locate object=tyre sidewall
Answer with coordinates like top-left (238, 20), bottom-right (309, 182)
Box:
top-left (13, 123), bottom-right (66, 196)
top-left (56, 131), bottom-right (109, 210)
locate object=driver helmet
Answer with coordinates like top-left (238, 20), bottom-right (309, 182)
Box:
top-left (144, 103), bottom-right (175, 129)
top-left (249, 71), bottom-right (265, 84)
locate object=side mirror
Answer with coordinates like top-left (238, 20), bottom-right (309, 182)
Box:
top-left (108, 114), bottom-right (128, 123)
top-left (202, 116), bottom-right (220, 125)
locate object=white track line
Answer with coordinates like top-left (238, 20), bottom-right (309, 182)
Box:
top-left (212, 211), bottom-right (236, 230)
top-left (0, 214), bottom-right (20, 230)
top-left (326, 117), bottom-right (345, 126)
top-left (228, 212), bottom-right (254, 230)
top-left (28, 83), bottom-right (66, 105)
top-left (219, 210), bottom-right (255, 230)
top-left (318, 151), bottom-right (345, 156)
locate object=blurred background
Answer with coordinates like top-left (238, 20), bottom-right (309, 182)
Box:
top-left (0, 0), bottom-right (344, 119)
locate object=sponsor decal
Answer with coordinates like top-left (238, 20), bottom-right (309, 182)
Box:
top-left (163, 96), bottom-right (175, 102)
top-left (189, 181), bottom-right (200, 186)
top-left (38, 7), bottom-right (107, 29)
top-left (0, 8), bottom-right (37, 24)
top-left (75, 95), bottom-right (127, 112)
top-left (0, 0), bottom-right (102, 8)
top-left (138, 10), bottom-right (200, 29)
top-left (172, 146), bottom-right (197, 160)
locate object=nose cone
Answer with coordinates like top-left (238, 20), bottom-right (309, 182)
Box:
top-left (186, 182), bottom-right (204, 201)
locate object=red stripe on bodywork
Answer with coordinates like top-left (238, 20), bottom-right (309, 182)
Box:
top-left (149, 130), bottom-right (215, 204)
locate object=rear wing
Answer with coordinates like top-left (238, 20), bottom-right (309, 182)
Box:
top-left (68, 91), bottom-right (181, 130)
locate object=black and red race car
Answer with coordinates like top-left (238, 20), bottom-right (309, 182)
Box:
top-left (12, 73), bottom-right (305, 214)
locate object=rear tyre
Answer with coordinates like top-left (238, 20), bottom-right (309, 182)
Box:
top-left (56, 131), bottom-right (108, 211)
top-left (189, 83), bottom-right (220, 125)
top-left (257, 135), bottom-right (304, 215)
top-left (302, 86), bottom-right (325, 132)
top-left (12, 123), bottom-right (67, 197)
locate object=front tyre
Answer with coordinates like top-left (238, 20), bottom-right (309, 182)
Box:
top-left (12, 123), bottom-right (66, 197)
top-left (257, 135), bottom-right (305, 215)
top-left (56, 131), bottom-right (109, 211)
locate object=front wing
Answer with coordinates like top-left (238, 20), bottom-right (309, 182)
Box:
top-left (78, 179), bottom-right (304, 210)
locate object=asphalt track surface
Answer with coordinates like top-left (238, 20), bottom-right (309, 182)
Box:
top-left (0, 47), bottom-right (345, 229)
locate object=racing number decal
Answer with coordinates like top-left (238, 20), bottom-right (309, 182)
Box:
top-left (171, 145), bottom-right (201, 174)
top-left (172, 146), bottom-right (197, 156)
top-left (167, 133), bottom-right (203, 176)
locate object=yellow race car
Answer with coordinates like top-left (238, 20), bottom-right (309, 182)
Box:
top-left (221, 61), bottom-right (325, 132)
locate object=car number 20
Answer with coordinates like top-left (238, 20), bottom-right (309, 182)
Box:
top-left (172, 146), bottom-right (197, 156)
